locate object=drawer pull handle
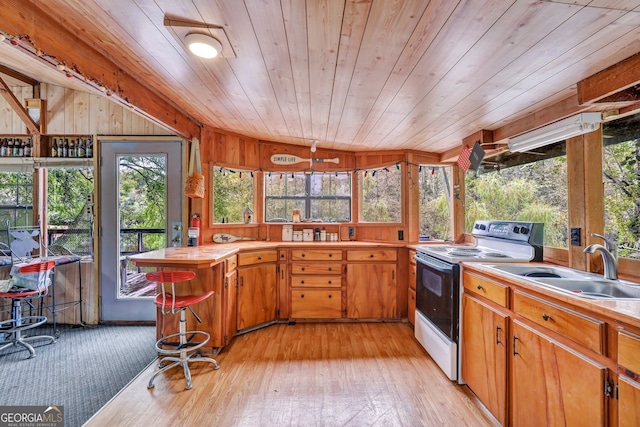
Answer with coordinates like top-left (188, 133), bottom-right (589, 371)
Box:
top-left (496, 326), bottom-right (502, 345)
top-left (328, 294), bottom-right (332, 298)
top-left (258, 256), bottom-right (262, 260)
top-left (301, 280), bottom-right (305, 284)
top-left (329, 253), bottom-right (332, 257)
top-left (369, 254), bottom-right (374, 258)
top-left (477, 285), bottom-right (484, 290)
top-left (302, 254), bottom-right (305, 257)
top-left (301, 267), bottom-right (305, 271)
top-left (328, 280), bottom-right (332, 284)
top-left (513, 336), bottom-right (519, 356)
top-left (328, 267), bottom-right (332, 271)
top-left (301, 294), bottom-right (305, 298)
top-left (542, 313), bottom-right (552, 321)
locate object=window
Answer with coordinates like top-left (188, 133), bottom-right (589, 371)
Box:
top-left (418, 165), bottom-right (452, 240)
top-left (603, 114), bottom-right (640, 259)
top-left (47, 168), bottom-right (94, 256)
top-left (465, 146), bottom-right (569, 248)
top-left (265, 172), bottom-right (351, 222)
top-left (360, 166), bottom-right (401, 223)
top-left (212, 168), bottom-right (255, 223)
top-left (0, 172), bottom-right (33, 243)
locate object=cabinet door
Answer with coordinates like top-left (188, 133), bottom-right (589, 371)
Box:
top-left (461, 294), bottom-right (508, 426)
top-left (346, 263), bottom-right (396, 319)
top-left (223, 270), bottom-right (237, 345)
top-left (237, 263), bottom-right (277, 330)
top-left (511, 320), bottom-right (606, 427)
top-left (408, 288), bottom-right (416, 326)
top-left (618, 376), bottom-right (640, 427)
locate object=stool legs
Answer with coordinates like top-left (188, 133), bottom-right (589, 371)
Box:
top-left (0, 299), bottom-right (56, 359)
top-left (148, 307), bottom-right (219, 390)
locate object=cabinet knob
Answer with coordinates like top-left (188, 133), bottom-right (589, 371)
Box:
top-left (301, 294), bottom-right (305, 298)
top-left (329, 253), bottom-right (332, 257)
top-left (369, 254), bottom-right (374, 258)
top-left (258, 256), bottom-right (262, 260)
top-left (477, 285), bottom-right (484, 290)
top-left (328, 280), bottom-right (332, 284)
top-left (301, 280), bottom-right (305, 284)
top-left (328, 267), bottom-right (332, 271)
top-left (542, 313), bottom-right (552, 321)
top-left (302, 253), bottom-right (305, 257)
top-left (301, 267), bottom-right (305, 271)
top-left (328, 294), bottom-right (332, 298)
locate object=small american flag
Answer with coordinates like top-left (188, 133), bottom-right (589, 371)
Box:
top-left (457, 145), bottom-right (471, 171)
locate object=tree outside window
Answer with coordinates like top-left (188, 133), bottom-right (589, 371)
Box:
top-left (360, 166), bottom-right (401, 223)
top-left (418, 166), bottom-right (452, 240)
top-left (213, 168), bottom-right (254, 223)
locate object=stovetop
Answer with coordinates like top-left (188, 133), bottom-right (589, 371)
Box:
top-left (416, 220), bottom-right (544, 263)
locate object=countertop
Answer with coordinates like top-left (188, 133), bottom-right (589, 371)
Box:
top-left (461, 262), bottom-right (640, 330)
top-left (127, 240), bottom-right (404, 268)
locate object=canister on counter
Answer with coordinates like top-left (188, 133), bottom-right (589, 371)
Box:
top-left (282, 224), bottom-right (293, 242)
top-left (293, 230), bottom-right (303, 241)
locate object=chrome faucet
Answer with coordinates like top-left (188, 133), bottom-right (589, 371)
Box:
top-left (583, 233), bottom-right (618, 280)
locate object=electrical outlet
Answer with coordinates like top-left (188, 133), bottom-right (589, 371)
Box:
top-left (398, 230), bottom-right (404, 241)
top-left (570, 227), bottom-right (581, 246)
top-left (348, 227), bottom-right (355, 240)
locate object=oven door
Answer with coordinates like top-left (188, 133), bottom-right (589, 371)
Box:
top-left (415, 253), bottom-right (459, 342)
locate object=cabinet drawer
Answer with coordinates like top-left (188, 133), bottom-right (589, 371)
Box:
top-left (238, 250), bottom-right (277, 266)
top-left (409, 250), bottom-right (416, 265)
top-left (291, 275), bottom-right (340, 288)
top-left (291, 249), bottom-right (342, 261)
top-left (225, 255), bottom-right (237, 273)
top-left (291, 263), bottom-right (342, 275)
top-left (513, 291), bottom-right (604, 354)
top-left (291, 290), bottom-right (341, 318)
top-left (346, 249), bottom-right (397, 261)
top-left (278, 250), bottom-right (288, 261)
top-left (619, 330), bottom-right (640, 376)
top-left (463, 271), bottom-right (508, 307)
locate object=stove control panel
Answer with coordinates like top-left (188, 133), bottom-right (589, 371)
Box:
top-left (472, 220), bottom-right (543, 245)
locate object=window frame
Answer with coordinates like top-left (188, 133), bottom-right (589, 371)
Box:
top-left (211, 166), bottom-right (256, 225)
top-left (358, 164), bottom-right (403, 224)
top-left (264, 172), bottom-right (352, 222)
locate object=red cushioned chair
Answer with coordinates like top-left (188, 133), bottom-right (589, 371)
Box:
top-left (146, 270), bottom-right (219, 390)
top-left (0, 261), bottom-right (56, 359)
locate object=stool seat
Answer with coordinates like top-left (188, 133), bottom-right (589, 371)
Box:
top-left (153, 291), bottom-right (215, 310)
top-left (0, 289), bottom-right (42, 299)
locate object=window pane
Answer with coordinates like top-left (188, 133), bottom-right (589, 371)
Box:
top-left (310, 199), bottom-right (350, 222)
top-left (603, 138), bottom-right (640, 259)
top-left (213, 168), bottom-right (254, 223)
top-left (265, 173), bottom-right (306, 196)
top-left (418, 166), bottom-right (452, 240)
top-left (0, 172), bottom-right (34, 244)
top-left (465, 151), bottom-right (568, 248)
top-left (47, 168), bottom-right (94, 256)
top-left (310, 173), bottom-right (350, 196)
top-left (361, 167), bottom-right (402, 223)
top-left (266, 199), bottom-right (306, 222)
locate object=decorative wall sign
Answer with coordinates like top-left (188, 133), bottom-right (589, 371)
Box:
top-left (270, 154), bottom-right (340, 167)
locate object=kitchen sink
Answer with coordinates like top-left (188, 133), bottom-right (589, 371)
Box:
top-left (484, 264), bottom-right (598, 280)
top-left (483, 263), bottom-right (640, 299)
top-left (530, 278), bottom-right (640, 299)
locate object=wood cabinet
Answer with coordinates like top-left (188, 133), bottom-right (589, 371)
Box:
top-left (223, 265), bottom-right (237, 346)
top-left (461, 294), bottom-right (508, 425)
top-left (237, 251), bottom-right (277, 330)
top-left (511, 319), bottom-right (606, 427)
top-left (408, 250), bottom-right (416, 326)
top-left (290, 249), bottom-right (343, 319)
top-left (277, 250), bottom-right (289, 319)
top-left (462, 268), bottom-right (609, 427)
top-left (346, 262), bottom-right (396, 319)
top-left (618, 330), bottom-right (640, 427)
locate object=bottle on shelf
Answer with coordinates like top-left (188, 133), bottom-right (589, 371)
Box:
top-left (69, 138), bottom-right (76, 158)
top-left (24, 137), bottom-right (32, 157)
top-left (62, 138), bottom-right (68, 157)
top-left (0, 138), bottom-right (7, 157)
top-left (17, 138), bottom-right (24, 157)
top-left (51, 137), bottom-right (58, 157)
top-left (77, 137), bottom-right (85, 158)
top-left (7, 138), bottom-right (14, 157)
top-left (85, 137), bottom-right (93, 158)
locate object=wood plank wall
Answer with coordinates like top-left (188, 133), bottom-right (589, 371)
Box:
top-left (0, 86), bottom-right (33, 134)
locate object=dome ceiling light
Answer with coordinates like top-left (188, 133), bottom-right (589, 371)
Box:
top-left (185, 33), bottom-right (223, 59)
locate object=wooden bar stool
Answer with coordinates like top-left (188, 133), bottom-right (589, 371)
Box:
top-left (0, 261), bottom-right (56, 359)
top-left (146, 270), bottom-right (219, 390)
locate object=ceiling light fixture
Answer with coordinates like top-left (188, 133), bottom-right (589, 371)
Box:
top-left (508, 112), bottom-right (602, 152)
top-left (310, 140), bottom-right (318, 153)
top-left (185, 33), bottom-right (223, 58)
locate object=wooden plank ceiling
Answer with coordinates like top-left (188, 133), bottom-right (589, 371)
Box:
top-left (1, 0), bottom-right (640, 155)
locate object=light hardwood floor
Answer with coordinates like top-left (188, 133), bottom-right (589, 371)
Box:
top-left (87, 323), bottom-right (497, 426)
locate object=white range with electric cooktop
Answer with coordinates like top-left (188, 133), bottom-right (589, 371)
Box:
top-left (413, 220), bottom-right (544, 383)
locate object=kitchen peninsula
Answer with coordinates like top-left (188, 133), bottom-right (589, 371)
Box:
top-left (128, 241), bottom-right (406, 353)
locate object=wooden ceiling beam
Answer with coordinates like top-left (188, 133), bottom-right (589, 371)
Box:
top-left (1, 0), bottom-right (200, 138)
top-left (0, 64), bottom-right (39, 87)
top-left (0, 76), bottom-right (39, 134)
top-left (577, 52), bottom-right (640, 105)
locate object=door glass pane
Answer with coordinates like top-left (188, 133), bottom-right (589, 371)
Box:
top-left (118, 155), bottom-right (167, 299)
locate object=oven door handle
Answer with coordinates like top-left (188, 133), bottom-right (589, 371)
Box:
top-left (414, 255), bottom-right (454, 274)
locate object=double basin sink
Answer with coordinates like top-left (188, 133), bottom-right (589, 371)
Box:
top-left (484, 264), bottom-right (640, 300)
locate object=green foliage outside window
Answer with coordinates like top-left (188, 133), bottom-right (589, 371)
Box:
top-left (213, 168), bottom-right (254, 223)
top-left (361, 167), bottom-right (401, 223)
top-left (0, 172), bottom-right (33, 236)
top-left (418, 166), bottom-right (452, 240)
top-left (465, 156), bottom-right (569, 248)
top-left (603, 139), bottom-right (640, 258)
